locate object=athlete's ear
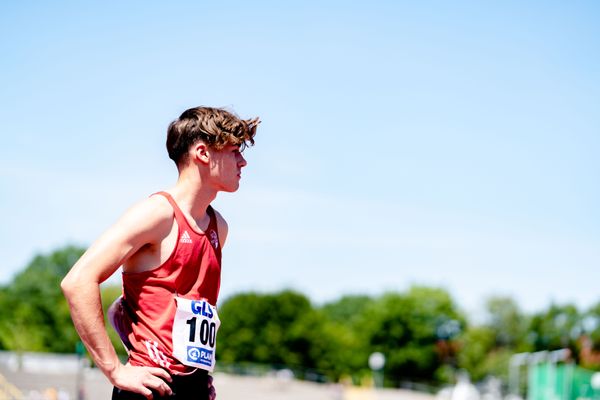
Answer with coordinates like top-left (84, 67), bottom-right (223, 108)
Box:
top-left (191, 142), bottom-right (210, 165)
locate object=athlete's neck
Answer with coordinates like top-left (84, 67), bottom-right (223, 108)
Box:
top-left (169, 172), bottom-right (217, 219)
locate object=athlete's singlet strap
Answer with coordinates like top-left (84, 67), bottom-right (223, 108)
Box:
top-left (153, 191), bottom-right (187, 228)
top-left (153, 192), bottom-right (218, 238)
top-left (206, 205), bottom-right (218, 233)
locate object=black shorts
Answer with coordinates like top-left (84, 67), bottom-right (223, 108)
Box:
top-left (111, 369), bottom-right (209, 400)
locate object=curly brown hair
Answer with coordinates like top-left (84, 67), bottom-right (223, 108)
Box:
top-left (166, 106), bottom-right (258, 167)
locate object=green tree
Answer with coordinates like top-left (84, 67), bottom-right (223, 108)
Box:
top-left (0, 245), bottom-right (85, 353)
top-left (218, 290), bottom-right (313, 365)
top-left (582, 302), bottom-right (600, 351)
top-left (485, 296), bottom-right (530, 350)
top-left (456, 325), bottom-right (513, 383)
top-left (217, 289), bottom-right (351, 381)
top-left (457, 326), bottom-right (496, 382)
top-left (457, 296), bottom-right (530, 385)
top-left (318, 295), bottom-right (376, 381)
top-left (528, 303), bottom-right (580, 352)
top-left (321, 295), bottom-right (374, 326)
top-left (360, 286), bottom-right (466, 386)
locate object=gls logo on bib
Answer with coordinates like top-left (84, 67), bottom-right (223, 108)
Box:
top-left (172, 297), bottom-right (220, 372)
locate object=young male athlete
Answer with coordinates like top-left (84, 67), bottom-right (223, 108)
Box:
top-left (61, 106), bottom-right (259, 399)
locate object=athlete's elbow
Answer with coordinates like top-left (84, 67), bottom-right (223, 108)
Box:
top-left (61, 269), bottom-right (85, 297)
top-left (60, 274), bottom-right (76, 297)
top-left (61, 268), bottom-right (101, 299)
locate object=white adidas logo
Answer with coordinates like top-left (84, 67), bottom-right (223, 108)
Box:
top-left (180, 230), bottom-right (193, 244)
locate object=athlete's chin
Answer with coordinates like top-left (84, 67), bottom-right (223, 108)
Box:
top-left (221, 183), bottom-right (241, 193)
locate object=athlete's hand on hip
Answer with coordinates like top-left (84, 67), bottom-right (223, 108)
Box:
top-left (208, 374), bottom-right (216, 400)
top-left (110, 363), bottom-right (173, 399)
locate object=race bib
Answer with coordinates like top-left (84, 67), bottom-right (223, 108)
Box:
top-left (172, 297), bottom-right (220, 372)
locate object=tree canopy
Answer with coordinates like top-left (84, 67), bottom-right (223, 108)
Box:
top-left (0, 245), bottom-right (126, 356)
top-left (2, 245), bottom-right (600, 389)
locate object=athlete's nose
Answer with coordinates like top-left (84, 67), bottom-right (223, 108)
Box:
top-left (238, 152), bottom-right (247, 168)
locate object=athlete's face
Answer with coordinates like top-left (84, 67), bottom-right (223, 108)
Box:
top-left (209, 144), bottom-right (247, 192)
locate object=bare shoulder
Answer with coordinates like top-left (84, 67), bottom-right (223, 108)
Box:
top-left (118, 195), bottom-right (174, 240)
top-left (211, 207), bottom-right (229, 247)
top-left (62, 194), bottom-right (175, 285)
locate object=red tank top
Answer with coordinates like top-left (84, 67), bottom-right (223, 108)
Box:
top-left (122, 192), bottom-right (222, 374)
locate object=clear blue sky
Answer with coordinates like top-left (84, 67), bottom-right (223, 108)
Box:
top-left (1, 1), bottom-right (598, 317)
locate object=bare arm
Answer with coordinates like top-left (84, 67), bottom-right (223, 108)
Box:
top-left (61, 196), bottom-right (173, 398)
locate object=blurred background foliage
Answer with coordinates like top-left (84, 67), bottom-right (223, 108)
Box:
top-left (2, 245), bottom-right (600, 388)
